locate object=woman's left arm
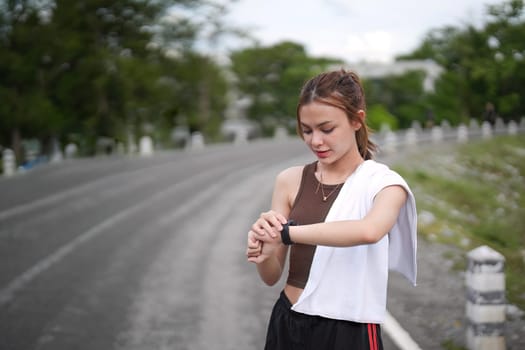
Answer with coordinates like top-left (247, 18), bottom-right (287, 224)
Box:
top-left (285, 185), bottom-right (407, 247)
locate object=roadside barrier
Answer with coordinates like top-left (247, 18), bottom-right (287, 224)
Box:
top-left (376, 117), bottom-right (525, 154)
top-left (466, 246), bottom-right (506, 350)
top-left (2, 117), bottom-right (524, 175)
top-left (2, 149), bottom-right (15, 177)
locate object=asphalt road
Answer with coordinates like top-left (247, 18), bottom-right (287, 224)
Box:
top-left (0, 138), bottom-right (409, 350)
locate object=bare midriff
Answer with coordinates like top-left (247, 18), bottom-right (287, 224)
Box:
top-left (284, 284), bottom-right (304, 304)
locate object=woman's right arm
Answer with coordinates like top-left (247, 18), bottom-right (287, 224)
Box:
top-left (248, 167), bottom-right (301, 286)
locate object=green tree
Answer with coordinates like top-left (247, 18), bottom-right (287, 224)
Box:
top-left (483, 0), bottom-right (525, 118)
top-left (366, 104), bottom-right (399, 131)
top-left (363, 71), bottom-right (428, 128)
top-left (0, 0), bottom-right (234, 158)
top-left (230, 41), bottom-right (342, 135)
top-left (154, 52), bottom-right (229, 143)
top-left (47, 0), bottom-right (176, 154)
top-left (400, 0), bottom-right (525, 123)
top-left (0, 0), bottom-right (59, 160)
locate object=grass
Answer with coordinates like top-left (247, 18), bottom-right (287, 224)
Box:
top-left (441, 339), bottom-right (467, 350)
top-left (394, 135), bottom-right (525, 312)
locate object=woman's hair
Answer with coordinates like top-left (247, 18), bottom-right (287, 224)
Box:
top-left (296, 69), bottom-right (377, 160)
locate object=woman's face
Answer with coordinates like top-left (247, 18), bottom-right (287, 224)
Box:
top-left (298, 101), bottom-right (362, 165)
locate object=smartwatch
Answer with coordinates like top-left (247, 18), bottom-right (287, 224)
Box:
top-left (280, 219), bottom-right (296, 245)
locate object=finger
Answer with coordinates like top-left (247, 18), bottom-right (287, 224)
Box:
top-left (246, 251), bottom-right (259, 258)
top-left (261, 211), bottom-right (284, 231)
top-left (247, 251), bottom-right (261, 259)
top-left (276, 213), bottom-right (288, 225)
top-left (250, 226), bottom-right (269, 242)
top-left (255, 232), bottom-right (274, 243)
top-left (264, 224), bottom-right (278, 238)
top-left (251, 222), bottom-right (267, 237)
top-left (253, 220), bottom-right (275, 238)
top-left (247, 241), bottom-right (260, 249)
top-left (247, 247), bottom-right (260, 255)
top-left (247, 232), bottom-right (260, 245)
top-left (248, 255), bottom-right (265, 264)
top-left (258, 217), bottom-right (276, 236)
top-left (247, 241), bottom-right (261, 251)
top-left (247, 248), bottom-right (262, 259)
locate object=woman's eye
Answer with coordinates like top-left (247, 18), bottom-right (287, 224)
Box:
top-left (322, 128), bottom-right (334, 134)
top-left (302, 129), bottom-right (312, 135)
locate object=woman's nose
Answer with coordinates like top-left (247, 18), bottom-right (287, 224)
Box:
top-left (311, 131), bottom-right (323, 146)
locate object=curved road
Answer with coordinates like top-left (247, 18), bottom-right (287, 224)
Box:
top-left (0, 138), bottom-right (414, 350)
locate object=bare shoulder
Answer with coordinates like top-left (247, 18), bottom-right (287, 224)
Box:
top-left (375, 185), bottom-right (409, 209)
top-left (275, 165), bottom-right (304, 188)
top-left (273, 165), bottom-right (305, 208)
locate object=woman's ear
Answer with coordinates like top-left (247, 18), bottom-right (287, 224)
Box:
top-left (352, 110), bottom-right (366, 130)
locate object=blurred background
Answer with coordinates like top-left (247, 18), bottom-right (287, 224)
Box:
top-left (0, 1), bottom-right (524, 349)
top-left (1, 0), bottom-right (524, 161)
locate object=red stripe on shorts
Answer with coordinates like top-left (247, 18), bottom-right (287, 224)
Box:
top-left (368, 323), bottom-right (378, 350)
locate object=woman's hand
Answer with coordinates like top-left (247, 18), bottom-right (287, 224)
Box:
top-left (251, 210), bottom-right (287, 239)
top-left (246, 230), bottom-right (282, 264)
top-left (246, 230), bottom-right (262, 260)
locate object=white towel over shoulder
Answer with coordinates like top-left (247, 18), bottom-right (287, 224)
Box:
top-left (291, 160), bottom-right (417, 323)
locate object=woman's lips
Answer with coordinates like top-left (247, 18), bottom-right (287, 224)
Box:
top-left (315, 150), bottom-right (330, 158)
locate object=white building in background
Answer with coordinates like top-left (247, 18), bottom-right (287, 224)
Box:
top-left (220, 68), bottom-right (260, 142)
top-left (341, 59), bottom-right (444, 93)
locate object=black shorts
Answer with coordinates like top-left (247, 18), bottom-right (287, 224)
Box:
top-left (264, 291), bottom-right (383, 350)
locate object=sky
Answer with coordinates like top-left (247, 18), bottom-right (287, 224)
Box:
top-left (222, 0), bottom-right (503, 63)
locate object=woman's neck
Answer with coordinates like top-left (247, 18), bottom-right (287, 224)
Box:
top-left (317, 153), bottom-right (364, 184)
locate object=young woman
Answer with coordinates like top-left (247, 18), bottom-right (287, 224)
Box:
top-left (246, 69), bottom-right (417, 350)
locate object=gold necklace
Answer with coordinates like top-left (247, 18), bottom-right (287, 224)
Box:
top-left (315, 161), bottom-right (364, 202)
top-left (315, 171), bottom-right (343, 202)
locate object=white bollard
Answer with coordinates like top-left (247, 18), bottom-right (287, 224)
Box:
top-left (404, 128), bottom-right (417, 146)
top-left (188, 132), bottom-right (205, 150)
top-left (441, 119), bottom-right (451, 133)
top-left (139, 136), bottom-right (154, 156)
top-left (465, 245), bottom-right (506, 350)
top-left (65, 143), bottom-right (78, 158)
top-left (457, 124), bottom-right (469, 143)
top-left (507, 121), bottom-right (517, 135)
top-left (2, 149), bottom-right (16, 177)
top-left (494, 118), bottom-right (506, 134)
top-left (481, 122), bottom-right (493, 139)
top-left (234, 129), bottom-right (249, 145)
top-left (381, 130), bottom-right (397, 154)
top-left (431, 126), bottom-right (443, 143)
top-left (274, 126), bottom-right (288, 140)
top-left (50, 138), bottom-right (63, 163)
top-left (411, 120), bottom-right (422, 132)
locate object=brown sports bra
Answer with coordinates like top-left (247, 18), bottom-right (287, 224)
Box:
top-left (286, 162), bottom-right (343, 288)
